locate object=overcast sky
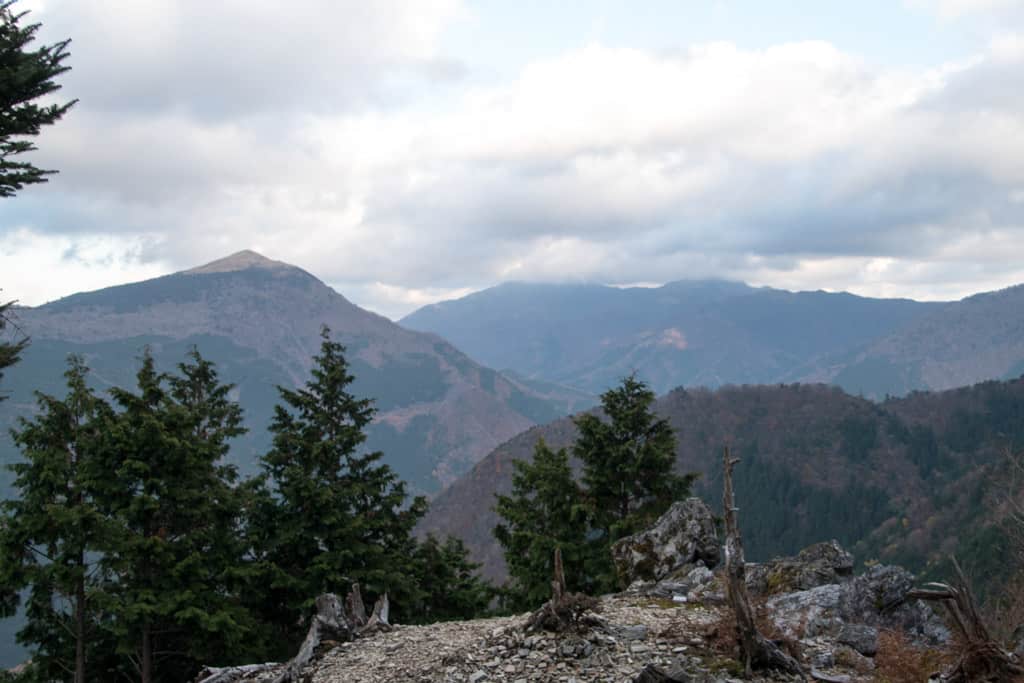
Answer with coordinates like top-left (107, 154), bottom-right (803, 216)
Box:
top-left (2, 0), bottom-right (1024, 319)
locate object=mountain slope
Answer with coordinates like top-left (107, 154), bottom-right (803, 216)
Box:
top-left (1, 251), bottom-right (571, 496)
top-left (797, 284), bottom-right (1024, 396)
top-left (400, 281), bottom-right (940, 395)
top-left (418, 379), bottom-right (1023, 584)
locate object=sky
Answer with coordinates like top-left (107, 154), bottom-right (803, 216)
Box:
top-left (2, 0), bottom-right (1024, 320)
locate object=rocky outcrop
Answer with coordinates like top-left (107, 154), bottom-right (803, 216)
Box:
top-left (746, 541), bottom-right (854, 596)
top-left (764, 564), bottom-right (949, 648)
top-left (612, 498), bottom-right (719, 584)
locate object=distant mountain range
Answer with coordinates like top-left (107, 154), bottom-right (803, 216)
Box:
top-left (402, 280), bottom-right (1024, 397)
top-left (419, 378), bottom-right (1024, 587)
top-left (0, 251), bottom-right (584, 501)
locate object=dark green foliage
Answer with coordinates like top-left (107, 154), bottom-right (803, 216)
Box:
top-left (0, 357), bottom-right (110, 683)
top-left (0, 301), bottom-right (27, 400)
top-left (839, 415), bottom-right (878, 462)
top-left (495, 376), bottom-right (696, 604)
top-left (574, 374), bottom-right (695, 543)
top-left (254, 327), bottom-right (428, 647)
top-left (494, 439), bottom-right (590, 611)
top-left (408, 535), bottom-right (493, 623)
top-left (0, 1), bottom-right (76, 197)
top-left (95, 350), bottom-right (251, 682)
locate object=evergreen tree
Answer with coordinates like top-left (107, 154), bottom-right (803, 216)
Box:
top-left (493, 438), bottom-right (590, 610)
top-left (0, 356), bottom-right (111, 683)
top-left (409, 535), bottom-right (493, 623)
top-left (574, 374), bottom-right (693, 544)
top-left (255, 327), bottom-right (427, 647)
top-left (0, 1), bottom-right (76, 197)
top-left (97, 350), bottom-right (250, 683)
top-left (0, 300), bottom-right (27, 399)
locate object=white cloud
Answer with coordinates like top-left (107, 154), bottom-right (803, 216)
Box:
top-left (3, 4), bottom-right (1024, 318)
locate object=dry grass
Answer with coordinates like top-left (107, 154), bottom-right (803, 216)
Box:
top-left (875, 630), bottom-right (953, 683)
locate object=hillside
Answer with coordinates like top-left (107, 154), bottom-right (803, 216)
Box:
top-left (796, 283), bottom-right (1024, 397)
top-left (419, 379), bottom-right (1024, 585)
top-left (0, 251), bottom-right (576, 498)
top-left (400, 281), bottom-right (940, 396)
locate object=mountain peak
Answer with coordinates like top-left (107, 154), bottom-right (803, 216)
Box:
top-left (185, 250), bottom-right (294, 275)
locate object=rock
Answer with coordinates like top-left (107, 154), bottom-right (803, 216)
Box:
top-left (810, 669), bottom-right (851, 683)
top-left (836, 623), bottom-right (878, 657)
top-left (1012, 623), bottom-right (1024, 658)
top-left (633, 663), bottom-right (693, 682)
top-left (612, 498), bottom-right (719, 583)
top-left (746, 541), bottom-right (855, 596)
top-left (617, 624), bottom-right (649, 641)
top-left (764, 564), bottom-right (949, 648)
top-left (468, 670), bottom-right (487, 683)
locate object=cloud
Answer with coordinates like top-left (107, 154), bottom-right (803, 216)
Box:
top-left (2, 4), bottom-right (1024, 319)
top-left (910, 0), bottom-right (1024, 19)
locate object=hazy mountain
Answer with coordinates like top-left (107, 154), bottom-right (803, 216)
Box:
top-left (0, 251), bottom-right (576, 498)
top-left (400, 281), bottom-right (941, 395)
top-left (795, 284), bottom-right (1024, 397)
top-left (419, 379), bottom-right (1023, 586)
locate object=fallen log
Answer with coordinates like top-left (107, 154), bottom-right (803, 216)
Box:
top-left (721, 447), bottom-right (804, 678)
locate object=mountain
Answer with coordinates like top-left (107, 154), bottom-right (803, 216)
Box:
top-left (795, 284), bottom-right (1024, 397)
top-left (1, 251), bottom-right (577, 498)
top-left (418, 379), bottom-right (1024, 587)
top-left (400, 280), bottom-right (941, 395)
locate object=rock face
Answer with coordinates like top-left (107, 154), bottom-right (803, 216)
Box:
top-left (764, 564), bottom-right (949, 648)
top-left (612, 498), bottom-right (719, 584)
top-left (746, 540), bottom-right (855, 595)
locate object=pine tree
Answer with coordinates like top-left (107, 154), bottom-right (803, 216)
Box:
top-left (97, 350), bottom-right (251, 683)
top-left (0, 300), bottom-right (27, 400)
top-left (0, 356), bottom-right (112, 683)
top-left (0, 1), bottom-right (76, 197)
top-left (493, 438), bottom-right (591, 610)
top-left (409, 535), bottom-right (493, 623)
top-left (574, 374), bottom-right (693, 545)
top-left (255, 327), bottom-right (427, 646)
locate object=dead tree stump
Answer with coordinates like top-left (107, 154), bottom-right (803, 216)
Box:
top-left (909, 558), bottom-right (1024, 682)
top-left (722, 447), bottom-right (804, 678)
top-left (525, 547), bottom-right (600, 633)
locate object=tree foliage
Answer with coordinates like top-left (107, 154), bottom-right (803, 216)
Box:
top-left (0, 357), bottom-right (111, 683)
top-left (494, 439), bottom-right (590, 610)
top-left (495, 375), bottom-right (696, 603)
top-left (0, 300), bottom-right (27, 400)
top-left (574, 374), bottom-right (694, 544)
top-left (254, 327), bottom-right (428, 648)
top-left (0, 0), bottom-right (76, 197)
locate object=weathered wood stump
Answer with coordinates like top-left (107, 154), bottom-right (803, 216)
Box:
top-left (909, 558), bottom-right (1024, 683)
top-left (722, 447), bottom-right (804, 678)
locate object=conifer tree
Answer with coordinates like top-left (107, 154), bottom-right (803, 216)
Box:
top-left (255, 327), bottom-right (427, 646)
top-left (409, 535), bottom-right (493, 623)
top-left (0, 356), bottom-right (111, 683)
top-left (0, 1), bottom-right (76, 197)
top-left (98, 350), bottom-right (250, 683)
top-left (574, 374), bottom-right (693, 544)
top-left (0, 300), bottom-right (27, 399)
top-left (493, 438), bottom-right (590, 610)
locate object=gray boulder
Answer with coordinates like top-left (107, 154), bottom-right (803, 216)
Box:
top-left (612, 498), bottom-right (719, 583)
top-left (746, 540), bottom-right (854, 596)
top-left (765, 564), bottom-right (949, 649)
top-left (837, 623), bottom-right (878, 657)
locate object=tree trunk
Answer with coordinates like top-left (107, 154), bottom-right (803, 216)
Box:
top-left (74, 571), bottom-right (86, 683)
top-left (141, 623), bottom-right (152, 683)
top-left (721, 447), bottom-right (803, 677)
